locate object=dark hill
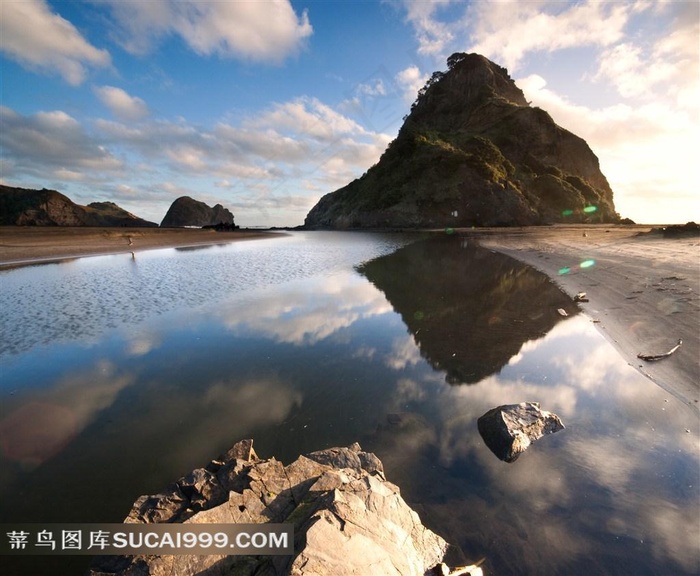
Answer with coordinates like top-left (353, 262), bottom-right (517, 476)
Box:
top-left (305, 53), bottom-right (619, 229)
top-left (0, 184), bottom-right (157, 227)
top-left (160, 196), bottom-right (235, 228)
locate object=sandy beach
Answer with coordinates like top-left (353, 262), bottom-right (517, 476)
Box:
top-left (467, 225), bottom-right (699, 413)
top-left (1, 224), bottom-right (697, 412)
top-left (0, 226), bottom-right (281, 268)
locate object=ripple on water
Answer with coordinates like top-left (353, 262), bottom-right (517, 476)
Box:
top-left (0, 232), bottom-right (414, 358)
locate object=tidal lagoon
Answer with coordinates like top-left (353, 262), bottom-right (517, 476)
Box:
top-left (1, 232), bottom-right (697, 575)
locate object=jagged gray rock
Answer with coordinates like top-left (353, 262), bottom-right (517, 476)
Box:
top-left (477, 402), bottom-right (564, 462)
top-left (88, 440), bottom-right (451, 576)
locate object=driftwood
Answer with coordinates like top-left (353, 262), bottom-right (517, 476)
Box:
top-left (574, 292), bottom-right (589, 302)
top-left (637, 339), bottom-right (682, 362)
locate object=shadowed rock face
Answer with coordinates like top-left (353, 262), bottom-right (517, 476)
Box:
top-left (0, 184), bottom-right (157, 227)
top-left (160, 196), bottom-right (235, 228)
top-left (88, 439), bottom-right (453, 576)
top-left (305, 53), bottom-right (618, 229)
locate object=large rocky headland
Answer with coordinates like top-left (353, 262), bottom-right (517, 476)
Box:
top-left (305, 53), bottom-right (620, 229)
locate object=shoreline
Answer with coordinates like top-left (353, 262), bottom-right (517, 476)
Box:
top-left (0, 226), bottom-right (283, 269)
top-left (1, 224), bottom-right (697, 413)
top-left (463, 225), bottom-right (699, 413)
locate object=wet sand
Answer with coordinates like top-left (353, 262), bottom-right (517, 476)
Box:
top-left (466, 225), bottom-right (699, 412)
top-left (0, 226), bottom-right (281, 268)
top-left (1, 224), bottom-right (697, 412)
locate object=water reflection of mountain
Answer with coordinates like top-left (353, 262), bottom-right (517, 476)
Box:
top-left (357, 235), bottom-right (576, 384)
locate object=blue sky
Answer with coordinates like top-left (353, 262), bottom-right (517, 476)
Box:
top-left (1, 0), bottom-right (698, 226)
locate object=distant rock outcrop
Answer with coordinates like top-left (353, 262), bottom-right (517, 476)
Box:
top-left (305, 53), bottom-right (619, 229)
top-left (88, 439), bottom-right (459, 576)
top-left (160, 196), bottom-right (235, 228)
top-left (0, 184), bottom-right (157, 227)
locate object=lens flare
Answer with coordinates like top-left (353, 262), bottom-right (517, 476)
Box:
top-left (583, 206), bottom-right (598, 213)
top-left (580, 259), bottom-right (595, 268)
top-left (562, 209), bottom-right (574, 216)
top-left (558, 267), bottom-right (571, 275)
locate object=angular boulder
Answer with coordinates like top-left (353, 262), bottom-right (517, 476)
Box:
top-left (88, 440), bottom-right (453, 576)
top-left (477, 402), bottom-right (564, 462)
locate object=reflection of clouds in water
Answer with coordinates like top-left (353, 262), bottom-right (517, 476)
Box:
top-left (0, 360), bottom-right (133, 467)
top-left (204, 379), bottom-right (303, 428)
top-left (385, 334), bottom-right (422, 370)
top-left (643, 502), bottom-right (700, 573)
top-left (352, 346), bottom-right (377, 360)
top-left (420, 373), bottom-right (578, 468)
top-left (220, 272), bottom-right (393, 345)
top-left (124, 328), bottom-right (162, 356)
top-left (161, 376), bottom-right (303, 473)
top-left (567, 437), bottom-right (639, 492)
top-left (383, 316), bottom-right (699, 572)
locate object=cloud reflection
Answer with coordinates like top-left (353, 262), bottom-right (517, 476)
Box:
top-left (218, 272), bottom-right (393, 345)
top-left (371, 315), bottom-right (699, 574)
top-left (0, 360), bottom-right (134, 467)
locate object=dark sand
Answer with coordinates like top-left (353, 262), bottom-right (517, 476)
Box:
top-left (466, 225), bottom-right (699, 413)
top-left (1, 224), bottom-right (697, 413)
top-left (0, 226), bottom-right (281, 268)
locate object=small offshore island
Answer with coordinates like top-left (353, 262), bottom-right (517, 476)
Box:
top-left (1, 53), bottom-right (698, 576)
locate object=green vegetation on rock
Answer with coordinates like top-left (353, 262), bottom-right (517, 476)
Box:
top-left (305, 53), bottom-right (619, 229)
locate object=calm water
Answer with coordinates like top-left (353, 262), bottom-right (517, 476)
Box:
top-left (1, 231), bottom-right (698, 575)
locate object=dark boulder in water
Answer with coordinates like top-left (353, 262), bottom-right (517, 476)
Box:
top-left (477, 402), bottom-right (564, 462)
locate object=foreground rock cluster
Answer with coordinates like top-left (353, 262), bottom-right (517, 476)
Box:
top-left (88, 440), bottom-right (457, 576)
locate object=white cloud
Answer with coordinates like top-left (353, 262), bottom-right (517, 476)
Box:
top-left (94, 95), bottom-right (391, 194)
top-left (466, 1), bottom-right (630, 71)
top-left (517, 74), bottom-right (699, 223)
top-left (396, 65), bottom-right (430, 104)
top-left (592, 13), bottom-right (700, 102)
top-left (94, 86), bottom-right (149, 122)
top-left (0, 106), bottom-right (123, 178)
top-left (400, 0), bottom-right (456, 56)
top-left (250, 97), bottom-right (368, 142)
top-left (0, 0), bottom-right (110, 85)
top-left (94, 0), bottom-right (312, 63)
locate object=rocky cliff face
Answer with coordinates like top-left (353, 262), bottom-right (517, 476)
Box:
top-left (160, 196), bottom-right (235, 228)
top-left (305, 53), bottom-right (619, 229)
top-left (0, 184), bottom-right (157, 227)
